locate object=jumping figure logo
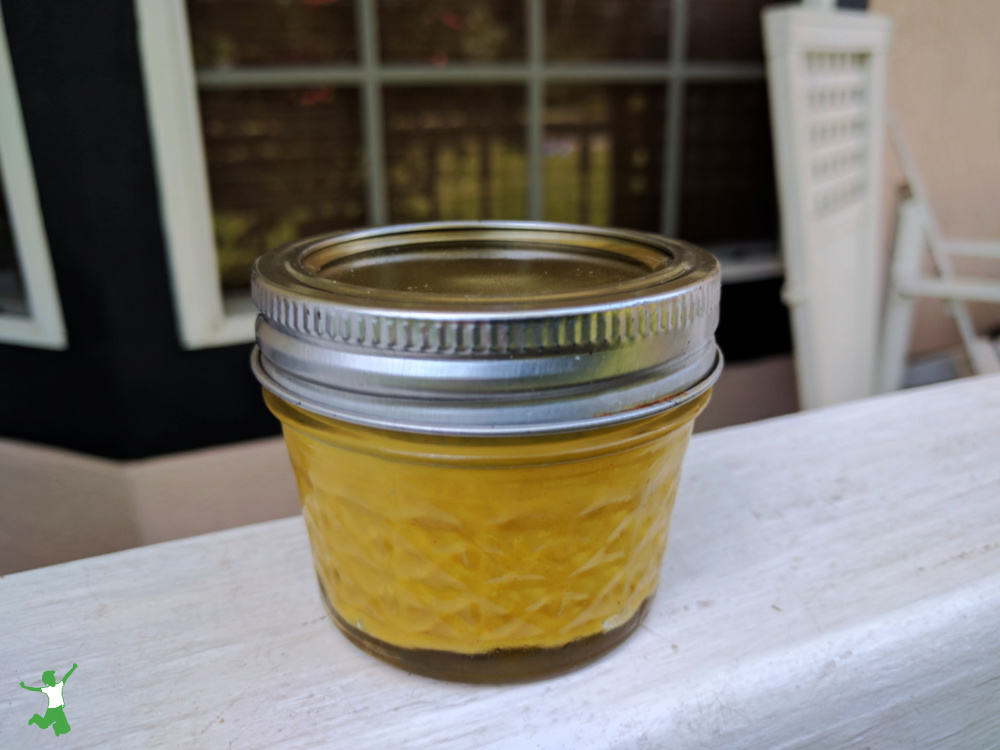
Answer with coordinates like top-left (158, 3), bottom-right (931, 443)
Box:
top-left (20, 663), bottom-right (77, 737)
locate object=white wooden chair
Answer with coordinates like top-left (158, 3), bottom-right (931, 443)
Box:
top-left (876, 115), bottom-right (1000, 392)
top-left (763, 6), bottom-right (892, 409)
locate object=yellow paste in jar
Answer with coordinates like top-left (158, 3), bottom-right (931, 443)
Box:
top-left (266, 390), bottom-right (710, 655)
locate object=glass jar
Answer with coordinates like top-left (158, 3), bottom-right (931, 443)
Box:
top-left (251, 222), bottom-right (722, 682)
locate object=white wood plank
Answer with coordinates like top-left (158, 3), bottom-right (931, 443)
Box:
top-left (0, 10), bottom-right (67, 349)
top-left (2, 374), bottom-right (999, 749)
top-left (135, 0), bottom-right (242, 349)
top-left (877, 197), bottom-right (924, 393)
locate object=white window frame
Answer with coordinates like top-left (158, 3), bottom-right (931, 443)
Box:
top-left (137, 0), bottom-right (781, 349)
top-left (0, 10), bottom-right (66, 350)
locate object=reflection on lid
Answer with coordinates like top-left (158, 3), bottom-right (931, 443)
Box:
top-left (315, 243), bottom-right (652, 298)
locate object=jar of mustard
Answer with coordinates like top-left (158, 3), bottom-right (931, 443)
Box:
top-left (251, 222), bottom-right (722, 682)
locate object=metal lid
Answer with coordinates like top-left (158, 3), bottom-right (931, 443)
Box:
top-left (251, 221), bottom-right (722, 435)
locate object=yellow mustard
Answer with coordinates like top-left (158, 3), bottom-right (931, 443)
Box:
top-left (266, 389), bottom-right (709, 655)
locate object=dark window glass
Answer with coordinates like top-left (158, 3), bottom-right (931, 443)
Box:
top-left (0, 173), bottom-right (27, 315)
top-left (187, 0), bottom-right (358, 67)
top-left (687, 0), bottom-right (770, 62)
top-left (199, 87), bottom-right (366, 291)
top-left (379, 0), bottom-right (525, 63)
top-left (716, 278), bottom-right (792, 363)
top-left (546, 0), bottom-right (671, 61)
top-left (384, 86), bottom-right (526, 222)
top-left (679, 82), bottom-right (778, 244)
top-left (545, 85), bottom-right (666, 232)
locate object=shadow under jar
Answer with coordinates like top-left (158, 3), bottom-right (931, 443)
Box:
top-left (251, 222), bottom-right (722, 682)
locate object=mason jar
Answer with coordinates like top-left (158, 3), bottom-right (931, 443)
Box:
top-left (251, 222), bottom-right (722, 682)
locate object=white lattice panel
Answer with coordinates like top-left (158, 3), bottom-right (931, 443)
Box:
top-left (764, 9), bottom-right (892, 409)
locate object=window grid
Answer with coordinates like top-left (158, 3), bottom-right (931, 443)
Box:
top-left (662, 0), bottom-right (690, 235)
top-left (138, 0), bottom-right (781, 348)
top-left (357, 0), bottom-right (388, 225)
top-left (190, 0), bottom-right (766, 236)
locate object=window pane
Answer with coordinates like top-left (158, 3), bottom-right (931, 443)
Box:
top-left (546, 0), bottom-right (671, 62)
top-left (545, 85), bottom-right (665, 232)
top-left (199, 88), bottom-right (366, 292)
top-left (384, 86), bottom-right (526, 223)
top-left (187, 0), bottom-right (358, 67)
top-left (379, 1), bottom-right (525, 63)
top-left (679, 83), bottom-right (777, 244)
top-left (687, 0), bottom-right (769, 62)
top-left (0, 174), bottom-right (27, 315)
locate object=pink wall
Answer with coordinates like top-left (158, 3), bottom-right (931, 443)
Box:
top-left (872, 0), bottom-right (1000, 355)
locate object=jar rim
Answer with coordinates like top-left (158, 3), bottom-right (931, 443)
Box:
top-left (251, 221), bottom-right (722, 435)
top-left (253, 221), bottom-right (717, 321)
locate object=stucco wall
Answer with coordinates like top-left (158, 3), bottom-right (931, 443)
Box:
top-left (871, 0), bottom-right (1000, 355)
